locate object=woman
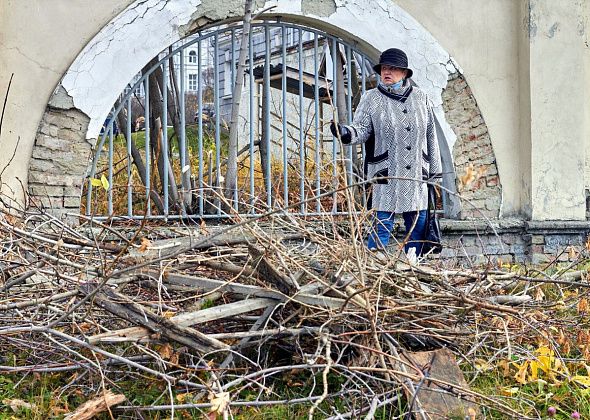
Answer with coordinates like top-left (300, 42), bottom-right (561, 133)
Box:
top-left (331, 48), bottom-right (442, 257)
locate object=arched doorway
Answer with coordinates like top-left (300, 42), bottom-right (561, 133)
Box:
top-left (29, 0), bottom-right (498, 221)
top-left (82, 20), bottom-right (459, 220)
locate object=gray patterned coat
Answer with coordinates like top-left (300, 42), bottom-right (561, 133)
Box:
top-left (342, 82), bottom-right (442, 213)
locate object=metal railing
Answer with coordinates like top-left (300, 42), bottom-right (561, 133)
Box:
top-left (85, 21), bottom-right (391, 220)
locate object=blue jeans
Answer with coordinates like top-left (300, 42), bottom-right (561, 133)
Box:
top-left (367, 210), bottom-right (428, 256)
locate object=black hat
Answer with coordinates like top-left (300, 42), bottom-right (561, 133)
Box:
top-left (373, 48), bottom-right (413, 79)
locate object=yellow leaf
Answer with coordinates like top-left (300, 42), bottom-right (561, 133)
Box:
top-left (100, 174), bottom-right (110, 191)
top-left (209, 392), bottom-right (230, 414)
top-left (176, 392), bottom-right (192, 403)
top-left (158, 343), bottom-right (173, 360)
top-left (529, 360), bottom-right (539, 381)
top-left (474, 358), bottom-right (493, 371)
top-left (501, 386), bottom-right (519, 396)
top-left (578, 298), bottom-right (589, 314)
top-left (572, 375), bottom-right (590, 387)
top-left (460, 163), bottom-right (475, 189)
top-left (536, 346), bottom-right (554, 374)
top-left (514, 361), bottom-right (528, 384)
top-left (90, 178), bottom-right (102, 187)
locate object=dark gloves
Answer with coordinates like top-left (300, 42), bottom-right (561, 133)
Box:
top-left (330, 121), bottom-right (352, 144)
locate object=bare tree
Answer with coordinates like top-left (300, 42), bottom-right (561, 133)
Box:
top-left (224, 0), bottom-right (254, 205)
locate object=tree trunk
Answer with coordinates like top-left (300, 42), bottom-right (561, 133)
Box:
top-left (224, 0), bottom-right (254, 207)
top-left (259, 83), bottom-right (271, 198)
top-left (167, 52), bottom-right (193, 210)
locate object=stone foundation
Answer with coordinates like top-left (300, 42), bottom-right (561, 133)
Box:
top-left (437, 219), bottom-right (590, 265)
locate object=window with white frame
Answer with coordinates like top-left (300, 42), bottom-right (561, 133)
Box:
top-left (188, 50), bottom-right (197, 64)
top-left (188, 73), bottom-right (198, 91)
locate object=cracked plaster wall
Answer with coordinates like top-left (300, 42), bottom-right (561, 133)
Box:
top-left (0, 0), bottom-right (134, 208)
top-left (527, 0), bottom-right (589, 220)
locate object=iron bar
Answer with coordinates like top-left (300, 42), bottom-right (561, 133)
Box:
top-left (144, 77), bottom-right (151, 216)
top-left (107, 121), bottom-right (113, 215)
top-left (214, 32), bottom-right (221, 216)
top-left (126, 97), bottom-right (132, 217)
top-left (198, 39), bottom-right (204, 217)
top-left (179, 47), bottom-right (187, 211)
top-left (314, 33), bottom-right (321, 213)
top-left (162, 60), bottom-right (169, 218)
top-left (282, 24), bottom-right (288, 208)
top-left (264, 24), bottom-right (272, 208)
top-left (298, 28), bottom-right (305, 214)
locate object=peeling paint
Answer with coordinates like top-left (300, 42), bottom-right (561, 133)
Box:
top-left (302, 0), bottom-right (336, 17)
top-left (180, 0), bottom-right (266, 36)
top-left (48, 84), bottom-right (76, 110)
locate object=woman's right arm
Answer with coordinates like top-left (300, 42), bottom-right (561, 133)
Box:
top-left (341, 92), bottom-right (374, 145)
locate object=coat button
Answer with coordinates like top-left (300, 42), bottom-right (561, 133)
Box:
top-left (406, 146), bottom-right (411, 150)
top-left (405, 165), bottom-right (411, 170)
top-left (406, 126), bottom-right (411, 131)
top-left (402, 109), bottom-right (408, 113)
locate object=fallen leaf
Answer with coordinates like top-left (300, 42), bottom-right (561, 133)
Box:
top-left (578, 298), bottom-right (589, 314)
top-left (138, 238), bottom-right (151, 253)
top-left (501, 386), bottom-right (519, 396)
top-left (176, 393), bottom-right (192, 403)
top-left (209, 392), bottom-right (230, 415)
top-left (158, 343), bottom-right (173, 360)
top-left (514, 361), bottom-right (528, 384)
top-left (571, 375), bottom-right (590, 387)
top-left (2, 398), bottom-right (36, 412)
top-left (474, 358), bottom-right (493, 371)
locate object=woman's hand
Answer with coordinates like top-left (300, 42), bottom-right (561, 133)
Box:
top-left (329, 121), bottom-right (351, 143)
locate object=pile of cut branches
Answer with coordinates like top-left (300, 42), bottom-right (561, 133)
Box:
top-left (0, 199), bottom-right (589, 419)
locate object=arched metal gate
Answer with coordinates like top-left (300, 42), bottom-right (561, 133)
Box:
top-left (85, 20), bottom-right (442, 220)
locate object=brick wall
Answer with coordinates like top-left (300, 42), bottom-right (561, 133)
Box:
top-left (28, 105), bottom-right (91, 221)
top-left (442, 73), bottom-right (501, 219)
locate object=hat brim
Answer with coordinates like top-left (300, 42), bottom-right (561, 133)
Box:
top-left (373, 64), bottom-right (413, 79)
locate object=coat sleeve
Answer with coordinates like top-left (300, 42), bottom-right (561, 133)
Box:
top-left (426, 98), bottom-right (443, 179)
top-left (341, 92), bottom-right (373, 145)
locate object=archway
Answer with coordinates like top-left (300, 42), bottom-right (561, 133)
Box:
top-left (28, 0), bottom-right (498, 220)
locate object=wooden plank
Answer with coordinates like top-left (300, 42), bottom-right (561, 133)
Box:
top-left (88, 297), bottom-right (275, 344)
top-left (82, 283), bottom-right (228, 353)
top-left (126, 232), bottom-right (304, 260)
top-left (140, 270), bottom-right (349, 309)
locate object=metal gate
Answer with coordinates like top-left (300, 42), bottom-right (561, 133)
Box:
top-left (85, 20), bottom-right (378, 220)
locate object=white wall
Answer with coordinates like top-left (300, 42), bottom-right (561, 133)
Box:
top-left (0, 0), bottom-right (134, 205)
